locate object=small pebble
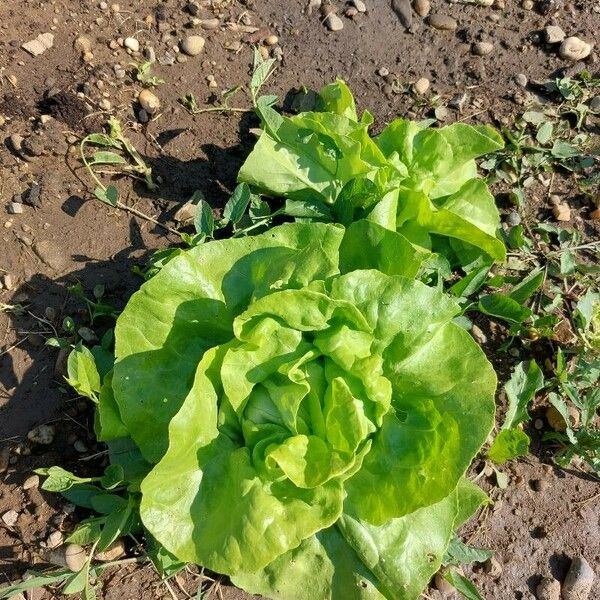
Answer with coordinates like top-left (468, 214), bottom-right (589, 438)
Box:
top-left (27, 424), bottom-right (55, 445)
top-left (8, 202), bottom-right (23, 214)
top-left (483, 556), bottom-right (502, 578)
top-left (559, 37), bottom-right (592, 62)
top-left (325, 13), bottom-right (344, 31)
top-left (522, 0), bottom-right (534, 8)
top-left (74, 35), bottom-right (92, 54)
top-left (65, 544), bottom-right (87, 572)
top-left (471, 324), bottom-right (487, 344)
top-left (350, 0), bottom-right (367, 11)
top-left (562, 557), bottom-right (595, 600)
top-left (264, 34), bottom-right (279, 46)
top-left (180, 35), bottom-right (205, 56)
top-left (200, 18), bottom-right (220, 30)
top-left (124, 37), bottom-right (140, 52)
top-left (413, 0), bottom-right (431, 17)
top-left (472, 41), bottom-right (494, 56)
top-left (23, 474), bottom-right (39, 490)
top-left (427, 14), bottom-right (457, 31)
top-left (414, 77), bottom-right (430, 95)
top-left (552, 203), bottom-right (571, 222)
top-left (138, 89), bottom-right (160, 114)
top-left (515, 73), bottom-right (528, 87)
top-left (96, 539), bottom-right (126, 561)
top-left (46, 530), bottom-right (64, 549)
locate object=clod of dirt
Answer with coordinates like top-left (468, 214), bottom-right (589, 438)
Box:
top-left (65, 544), bottom-right (87, 572)
top-left (391, 0), bottom-right (412, 30)
top-left (39, 90), bottom-right (91, 132)
top-left (413, 0), bottom-right (431, 18)
top-left (138, 89), bottom-right (160, 115)
top-left (27, 424), bottom-right (55, 445)
top-left (591, 207), bottom-right (600, 221)
top-left (1, 510), bottom-right (19, 527)
top-left (427, 14), bottom-right (457, 31)
top-left (537, 577), bottom-right (560, 600)
top-left (23, 183), bottom-right (42, 208)
top-left (33, 240), bottom-right (69, 271)
top-left (180, 35), bottom-right (205, 56)
top-left (559, 37), bottom-right (592, 62)
top-left (563, 557), bottom-right (595, 600)
top-left (96, 539), bottom-right (126, 561)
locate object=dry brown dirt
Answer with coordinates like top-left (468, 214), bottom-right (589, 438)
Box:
top-left (1, 0), bottom-right (599, 599)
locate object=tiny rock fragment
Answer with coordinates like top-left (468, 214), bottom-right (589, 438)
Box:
top-left (2, 510), bottom-right (19, 527)
top-left (325, 13), bottom-right (344, 31)
top-left (413, 0), bottom-right (431, 18)
top-left (472, 41), bottom-right (494, 56)
top-left (138, 89), bottom-right (160, 115)
top-left (544, 25), bottom-right (565, 44)
top-left (9, 133), bottom-right (24, 155)
top-left (413, 77), bottom-right (430, 95)
top-left (562, 557), bottom-right (595, 600)
top-left (449, 92), bottom-right (468, 112)
top-left (22, 33), bottom-right (54, 56)
top-left (96, 539), bottom-right (126, 562)
top-left (391, 0), bottom-right (413, 30)
top-left (24, 183), bottom-right (42, 208)
top-left (552, 203), bottom-right (571, 222)
top-left (536, 577), bottom-right (560, 600)
top-left (180, 35), bottom-right (205, 56)
top-left (27, 424), bottom-right (55, 445)
top-left (65, 544), bottom-right (87, 572)
top-left (427, 14), bottom-right (457, 31)
top-left (264, 34), bottom-right (279, 46)
top-left (559, 37), bottom-right (592, 62)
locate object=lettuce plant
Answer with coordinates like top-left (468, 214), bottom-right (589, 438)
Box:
top-left (64, 221), bottom-right (496, 599)
top-left (238, 81), bottom-right (506, 267)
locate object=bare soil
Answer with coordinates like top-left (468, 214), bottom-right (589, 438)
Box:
top-left (1, 0), bottom-right (599, 598)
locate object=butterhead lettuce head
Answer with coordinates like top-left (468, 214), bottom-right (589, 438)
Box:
top-left (97, 222), bottom-right (497, 600)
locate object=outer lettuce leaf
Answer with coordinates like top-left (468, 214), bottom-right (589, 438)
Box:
top-left (233, 479), bottom-right (488, 600)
